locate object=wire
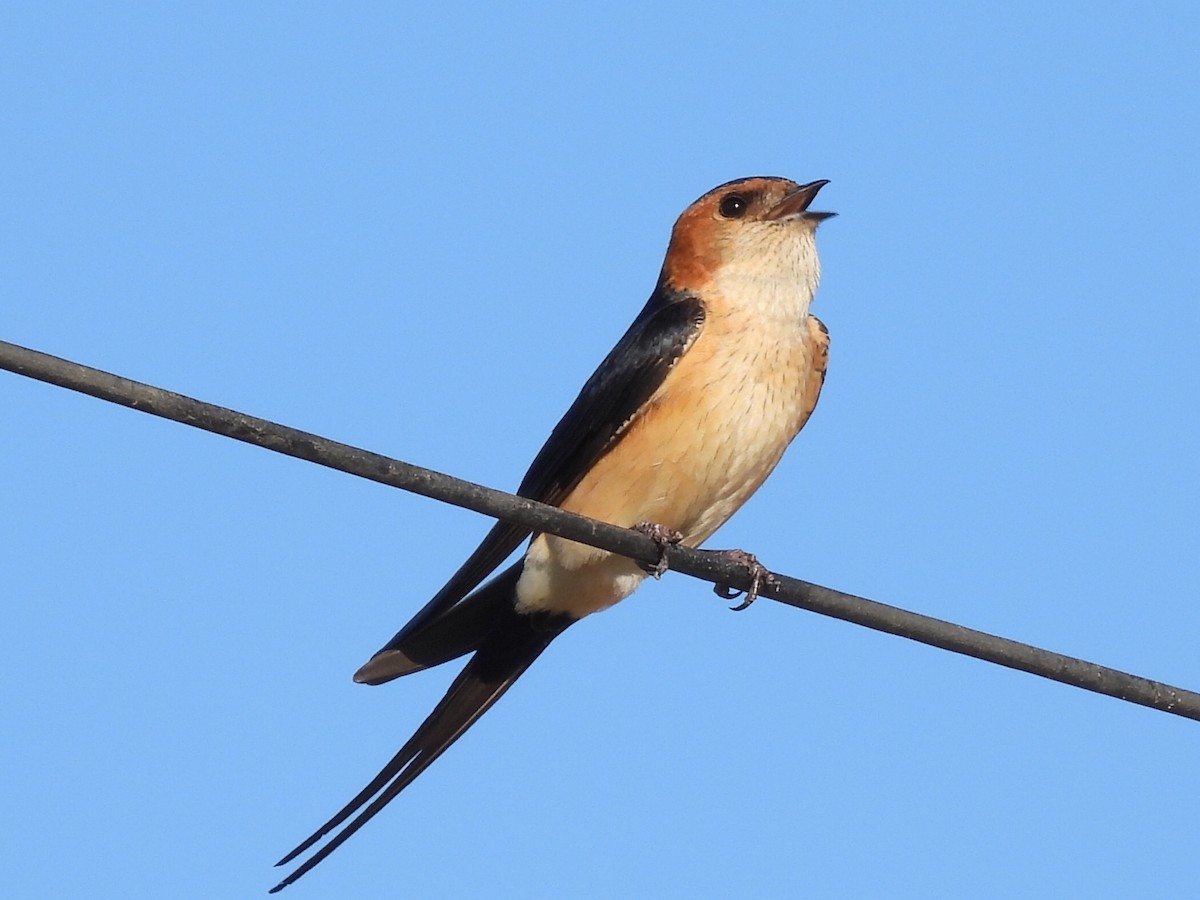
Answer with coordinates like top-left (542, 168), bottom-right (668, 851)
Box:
top-left (2, 337), bottom-right (1197, 722)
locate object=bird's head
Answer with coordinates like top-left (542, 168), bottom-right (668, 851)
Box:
top-left (660, 177), bottom-right (833, 317)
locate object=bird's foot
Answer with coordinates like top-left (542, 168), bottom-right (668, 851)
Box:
top-left (709, 549), bottom-right (775, 611)
top-left (633, 521), bottom-right (684, 579)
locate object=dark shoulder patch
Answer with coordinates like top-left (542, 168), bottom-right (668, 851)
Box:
top-left (516, 286), bottom-right (705, 504)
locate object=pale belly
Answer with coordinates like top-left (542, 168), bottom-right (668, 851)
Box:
top-left (515, 315), bottom-right (826, 619)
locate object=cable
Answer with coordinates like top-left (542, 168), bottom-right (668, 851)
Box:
top-left (2, 338), bottom-right (1197, 722)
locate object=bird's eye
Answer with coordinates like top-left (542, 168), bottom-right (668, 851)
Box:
top-left (718, 193), bottom-right (749, 219)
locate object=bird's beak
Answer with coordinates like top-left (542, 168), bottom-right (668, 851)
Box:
top-left (763, 179), bottom-right (835, 223)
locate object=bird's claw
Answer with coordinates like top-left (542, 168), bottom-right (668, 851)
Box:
top-left (633, 521), bottom-right (683, 579)
top-left (710, 549), bottom-right (774, 611)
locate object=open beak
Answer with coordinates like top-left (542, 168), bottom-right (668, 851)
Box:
top-left (763, 179), bottom-right (835, 223)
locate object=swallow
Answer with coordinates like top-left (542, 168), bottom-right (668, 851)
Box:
top-left (270, 176), bottom-right (834, 891)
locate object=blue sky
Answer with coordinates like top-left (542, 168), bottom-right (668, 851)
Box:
top-left (3, 4), bottom-right (1198, 898)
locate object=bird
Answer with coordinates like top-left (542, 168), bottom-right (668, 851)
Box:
top-left (270, 176), bottom-right (835, 891)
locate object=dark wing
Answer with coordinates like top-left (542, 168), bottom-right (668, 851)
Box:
top-left (367, 286), bottom-right (705, 653)
top-left (272, 289), bottom-right (706, 888)
top-left (513, 287), bottom-right (705, 508)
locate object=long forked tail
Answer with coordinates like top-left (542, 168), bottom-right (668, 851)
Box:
top-left (269, 605), bottom-right (572, 893)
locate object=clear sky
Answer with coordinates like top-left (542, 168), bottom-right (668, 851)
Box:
top-left (4, 4), bottom-right (1198, 899)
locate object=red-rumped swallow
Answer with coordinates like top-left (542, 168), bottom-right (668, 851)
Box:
top-left (271, 176), bottom-right (834, 891)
